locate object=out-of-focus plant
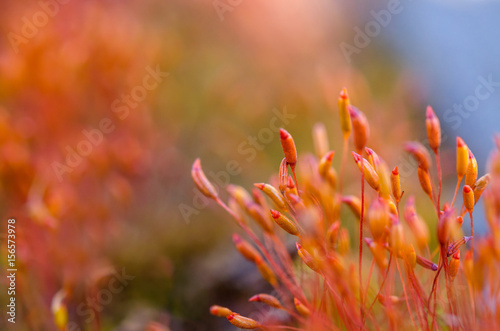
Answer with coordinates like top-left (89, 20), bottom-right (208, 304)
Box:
top-left (193, 88), bottom-right (499, 330)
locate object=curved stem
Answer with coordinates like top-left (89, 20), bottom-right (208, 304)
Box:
top-left (451, 176), bottom-right (463, 207)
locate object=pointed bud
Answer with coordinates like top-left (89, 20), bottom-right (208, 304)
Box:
top-left (249, 294), bottom-right (282, 309)
top-left (418, 166), bottom-right (433, 199)
top-left (227, 313), bottom-right (261, 329)
top-left (473, 174), bottom-right (491, 204)
top-left (449, 250), bottom-right (460, 281)
top-left (233, 234), bottom-right (261, 262)
top-left (254, 183), bottom-right (287, 211)
top-left (349, 105), bottom-right (370, 152)
top-left (352, 152), bottom-right (380, 191)
top-left (312, 122), bottom-right (329, 158)
top-left (456, 137), bottom-right (469, 179)
top-left (463, 185), bottom-right (474, 212)
top-left (210, 305), bottom-right (232, 317)
top-left (245, 202), bottom-right (274, 233)
top-left (391, 166), bottom-right (402, 203)
top-left (296, 242), bottom-right (320, 272)
top-left (426, 106), bottom-right (441, 152)
top-left (270, 210), bottom-right (299, 235)
top-left (465, 150), bottom-right (478, 187)
top-left (227, 184), bottom-right (252, 209)
top-left (280, 129), bottom-right (297, 167)
top-left (338, 88), bottom-right (352, 138)
top-left (191, 158), bottom-right (218, 199)
top-left (294, 297), bottom-right (311, 317)
top-left (404, 142), bottom-right (431, 171)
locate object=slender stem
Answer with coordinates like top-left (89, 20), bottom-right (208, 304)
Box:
top-left (396, 259), bottom-right (417, 330)
top-left (367, 253), bottom-right (393, 314)
top-left (451, 176), bottom-right (463, 207)
top-left (469, 211), bottom-right (474, 255)
top-left (339, 137), bottom-right (348, 193)
top-left (435, 151), bottom-right (442, 212)
top-left (364, 259), bottom-right (375, 303)
top-left (359, 169), bottom-right (365, 325)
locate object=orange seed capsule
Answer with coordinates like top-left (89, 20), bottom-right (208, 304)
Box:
top-left (296, 243), bottom-right (320, 272)
top-left (312, 122), bottom-right (329, 158)
top-left (246, 202), bottom-right (274, 233)
top-left (233, 234), bottom-right (261, 262)
top-left (348, 105), bottom-right (370, 153)
top-left (254, 183), bottom-right (287, 211)
top-left (417, 166), bottom-right (433, 199)
top-left (210, 305), bottom-right (232, 317)
top-left (227, 313), bottom-right (261, 329)
top-left (449, 250), bottom-right (460, 281)
top-left (465, 150), bottom-right (478, 187)
top-left (342, 195), bottom-right (361, 219)
top-left (318, 151), bottom-right (335, 176)
top-left (191, 158), bottom-right (218, 199)
top-left (463, 185), bottom-right (475, 212)
top-left (280, 129), bottom-right (297, 167)
top-left (391, 166), bottom-right (402, 202)
top-left (227, 184), bottom-right (252, 209)
top-left (456, 137), bottom-right (469, 179)
top-left (473, 174), bottom-right (491, 204)
top-left (390, 220), bottom-right (405, 254)
top-left (294, 298), bottom-right (311, 317)
top-left (365, 238), bottom-right (388, 270)
top-left (353, 152), bottom-right (380, 191)
top-left (426, 106), bottom-right (441, 153)
top-left (338, 87), bottom-right (352, 139)
top-left (255, 257), bottom-right (277, 286)
top-left (404, 142), bottom-right (431, 171)
top-left (367, 198), bottom-right (390, 241)
top-left (249, 294), bottom-right (282, 309)
top-left (270, 210), bottom-right (299, 236)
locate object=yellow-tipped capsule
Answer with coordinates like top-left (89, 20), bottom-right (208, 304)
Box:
top-left (404, 142), bottom-right (431, 171)
top-left (233, 234), bottom-right (261, 262)
top-left (318, 151), bottom-right (335, 176)
top-left (473, 174), bottom-right (491, 204)
top-left (417, 166), bottom-right (433, 199)
top-left (296, 243), bottom-right (320, 272)
top-left (294, 298), bottom-right (311, 317)
top-left (191, 158), bottom-right (218, 199)
top-left (254, 183), bottom-right (287, 211)
top-left (348, 105), bottom-right (370, 152)
top-left (270, 210), bottom-right (299, 235)
top-left (456, 137), bottom-right (469, 179)
top-left (387, 198), bottom-right (398, 216)
top-left (338, 88), bottom-right (352, 139)
top-left (463, 185), bottom-right (475, 212)
top-left (352, 152), bottom-right (380, 191)
top-left (342, 195), bottom-right (361, 219)
top-left (449, 250), bottom-right (460, 281)
top-left (465, 150), bottom-right (478, 187)
top-left (227, 313), bottom-right (261, 329)
top-left (367, 198), bottom-right (390, 241)
top-left (365, 238), bottom-right (388, 270)
top-left (337, 228), bottom-right (350, 256)
top-left (210, 305), bottom-right (232, 317)
top-left (404, 244), bottom-right (417, 270)
top-left (426, 106), bottom-right (441, 153)
top-left (249, 294), bottom-right (282, 309)
top-left (312, 122), bottom-right (329, 158)
top-left (391, 166), bottom-right (402, 203)
top-left (280, 129), bottom-right (297, 167)
top-left (246, 202), bottom-right (274, 233)
top-left (255, 257), bottom-right (277, 286)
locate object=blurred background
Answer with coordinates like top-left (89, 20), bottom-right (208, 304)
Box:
top-left (0, 0), bottom-right (498, 330)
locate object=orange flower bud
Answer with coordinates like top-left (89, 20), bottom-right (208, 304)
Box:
top-left (249, 294), bottom-right (282, 309)
top-left (348, 105), bottom-right (370, 152)
top-left (365, 238), bottom-right (388, 270)
top-left (404, 142), bottom-right (431, 171)
top-left (456, 137), bottom-right (469, 179)
top-left (280, 129), bottom-right (297, 167)
top-left (254, 183), bottom-right (287, 211)
top-left (210, 305), bottom-right (232, 317)
top-left (449, 250), bottom-right (460, 281)
top-left (294, 297), bottom-right (311, 317)
top-left (426, 106), bottom-right (441, 152)
top-left (296, 242), bottom-right (320, 272)
top-left (463, 185), bottom-right (474, 212)
top-left (338, 87), bottom-right (352, 139)
top-left (312, 122), bottom-right (329, 158)
top-left (416, 255), bottom-right (438, 271)
top-left (233, 234), bottom-right (261, 262)
top-left (342, 195), bottom-right (361, 219)
top-left (191, 158), bottom-right (218, 199)
top-left (417, 166), bottom-right (433, 199)
top-left (245, 202), bottom-right (274, 233)
top-left (270, 210), bottom-right (299, 236)
top-left (367, 198), bottom-right (390, 241)
top-left (391, 166), bottom-right (402, 202)
top-left (227, 313), bottom-right (261, 329)
top-left (473, 173), bottom-right (490, 204)
top-left (255, 257), bottom-right (277, 286)
top-left (352, 152), bottom-right (380, 191)
top-left (465, 150), bottom-right (478, 187)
